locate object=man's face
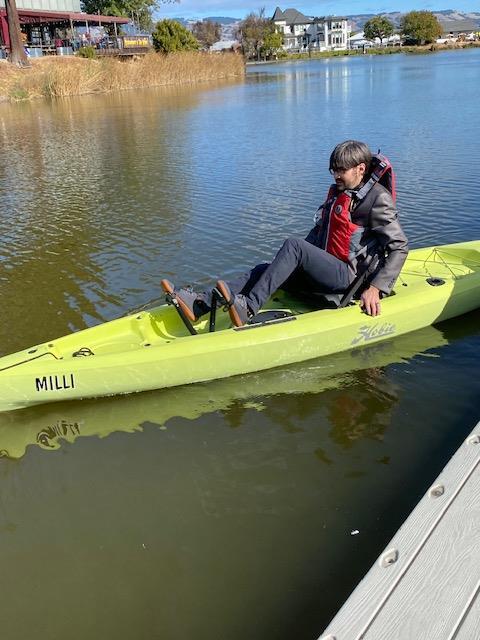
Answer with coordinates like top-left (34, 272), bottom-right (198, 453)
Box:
top-left (331, 163), bottom-right (366, 191)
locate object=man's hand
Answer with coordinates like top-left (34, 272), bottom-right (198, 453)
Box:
top-left (360, 285), bottom-right (381, 316)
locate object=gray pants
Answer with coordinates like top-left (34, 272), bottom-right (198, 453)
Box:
top-left (200, 237), bottom-right (352, 315)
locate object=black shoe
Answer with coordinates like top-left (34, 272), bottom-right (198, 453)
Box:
top-left (161, 280), bottom-right (200, 322)
top-left (216, 280), bottom-right (251, 327)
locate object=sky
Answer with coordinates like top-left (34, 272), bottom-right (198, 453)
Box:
top-left (157, 1), bottom-right (480, 20)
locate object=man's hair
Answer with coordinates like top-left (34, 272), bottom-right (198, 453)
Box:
top-left (329, 140), bottom-right (372, 172)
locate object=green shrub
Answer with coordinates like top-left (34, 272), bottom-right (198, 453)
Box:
top-left (77, 46), bottom-right (96, 59)
top-left (152, 19), bottom-right (199, 54)
top-left (10, 85), bottom-right (29, 101)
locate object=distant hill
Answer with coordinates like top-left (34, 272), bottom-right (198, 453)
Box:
top-left (348, 9), bottom-right (480, 31)
top-left (168, 16), bottom-right (240, 26)
top-left (173, 16), bottom-right (241, 42)
top-left (168, 18), bottom-right (188, 26)
top-left (205, 17), bottom-right (240, 24)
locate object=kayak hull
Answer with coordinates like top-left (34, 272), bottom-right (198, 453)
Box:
top-left (1, 241), bottom-right (480, 411)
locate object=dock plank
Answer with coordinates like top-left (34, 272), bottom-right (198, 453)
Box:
top-left (319, 425), bottom-right (480, 640)
top-left (451, 582), bottom-right (480, 640)
top-left (362, 453), bottom-right (480, 639)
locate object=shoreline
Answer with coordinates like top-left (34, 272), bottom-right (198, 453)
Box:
top-left (0, 51), bottom-right (245, 103)
top-left (2, 41), bottom-right (478, 103)
top-left (247, 41), bottom-right (480, 65)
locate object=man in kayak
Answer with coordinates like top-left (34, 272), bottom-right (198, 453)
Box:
top-left (161, 140), bottom-right (409, 326)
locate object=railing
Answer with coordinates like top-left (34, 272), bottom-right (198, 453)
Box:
top-left (16, 35), bottom-right (153, 58)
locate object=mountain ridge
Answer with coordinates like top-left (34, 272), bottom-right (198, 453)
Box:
top-left (166, 10), bottom-right (480, 37)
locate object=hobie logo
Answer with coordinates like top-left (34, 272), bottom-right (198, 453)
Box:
top-left (35, 374), bottom-right (75, 392)
top-left (351, 323), bottom-right (396, 346)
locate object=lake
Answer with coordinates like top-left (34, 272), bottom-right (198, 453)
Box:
top-left (0, 49), bottom-right (479, 640)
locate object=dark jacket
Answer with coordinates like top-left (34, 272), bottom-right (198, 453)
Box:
top-left (305, 183), bottom-right (409, 295)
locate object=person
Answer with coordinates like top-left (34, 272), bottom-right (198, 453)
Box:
top-left (161, 140), bottom-right (409, 327)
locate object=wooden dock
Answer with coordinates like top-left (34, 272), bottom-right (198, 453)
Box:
top-left (318, 421), bottom-right (480, 640)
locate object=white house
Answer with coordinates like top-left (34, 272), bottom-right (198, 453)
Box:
top-left (349, 31), bottom-right (402, 49)
top-left (272, 7), bottom-right (351, 52)
top-left (349, 31), bottom-right (373, 50)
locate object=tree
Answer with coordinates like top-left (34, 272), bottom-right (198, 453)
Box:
top-left (363, 15), bottom-right (394, 45)
top-left (192, 20), bottom-right (221, 50)
top-left (236, 8), bottom-right (271, 60)
top-left (261, 29), bottom-right (283, 59)
top-left (152, 19), bottom-right (199, 53)
top-left (5, 0), bottom-right (30, 67)
top-left (400, 11), bottom-right (442, 45)
top-left (81, 0), bottom-right (178, 32)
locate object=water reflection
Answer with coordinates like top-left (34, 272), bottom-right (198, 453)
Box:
top-left (327, 367), bottom-right (399, 450)
top-left (0, 82), bottom-right (240, 351)
top-left (248, 58), bottom-right (353, 104)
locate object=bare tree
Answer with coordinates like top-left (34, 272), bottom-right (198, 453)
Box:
top-left (5, 0), bottom-right (30, 67)
top-left (237, 8), bottom-right (271, 60)
top-left (192, 20), bottom-right (222, 50)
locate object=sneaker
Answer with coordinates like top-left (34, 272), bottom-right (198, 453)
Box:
top-left (216, 280), bottom-right (251, 327)
top-left (161, 280), bottom-right (199, 322)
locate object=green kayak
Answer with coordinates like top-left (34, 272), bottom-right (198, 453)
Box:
top-left (1, 240), bottom-right (479, 412)
top-left (0, 322), bottom-right (458, 459)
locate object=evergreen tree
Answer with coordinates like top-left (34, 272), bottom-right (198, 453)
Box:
top-left (152, 19), bottom-right (199, 53)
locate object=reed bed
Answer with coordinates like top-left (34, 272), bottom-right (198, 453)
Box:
top-left (0, 51), bottom-right (245, 102)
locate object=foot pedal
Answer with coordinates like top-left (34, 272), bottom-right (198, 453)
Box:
top-left (161, 280), bottom-right (197, 336)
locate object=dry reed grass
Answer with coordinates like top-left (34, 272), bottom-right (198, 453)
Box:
top-left (0, 51), bottom-right (245, 102)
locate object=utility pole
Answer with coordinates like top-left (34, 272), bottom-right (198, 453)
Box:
top-left (5, 0), bottom-right (29, 66)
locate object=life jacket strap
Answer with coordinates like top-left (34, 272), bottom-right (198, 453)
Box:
top-left (338, 252), bottom-right (381, 308)
top-left (355, 155), bottom-right (394, 202)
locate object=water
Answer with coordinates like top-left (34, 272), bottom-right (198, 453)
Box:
top-left (0, 50), bottom-right (479, 639)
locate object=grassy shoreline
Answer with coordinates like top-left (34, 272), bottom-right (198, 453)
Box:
top-left (0, 51), bottom-right (245, 103)
top-left (248, 40), bottom-right (480, 64)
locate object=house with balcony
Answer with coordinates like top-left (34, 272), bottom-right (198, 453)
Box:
top-left (272, 7), bottom-right (350, 52)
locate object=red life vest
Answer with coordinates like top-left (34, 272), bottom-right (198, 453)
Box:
top-left (318, 154), bottom-right (396, 263)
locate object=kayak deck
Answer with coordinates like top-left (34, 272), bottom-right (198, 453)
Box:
top-left (400, 246), bottom-right (480, 279)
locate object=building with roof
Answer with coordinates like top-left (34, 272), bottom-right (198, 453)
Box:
top-left (0, 0), bottom-right (129, 54)
top-left (438, 19), bottom-right (478, 40)
top-left (349, 30), bottom-right (401, 50)
top-left (272, 7), bottom-right (350, 52)
top-left (349, 31), bottom-right (373, 50)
